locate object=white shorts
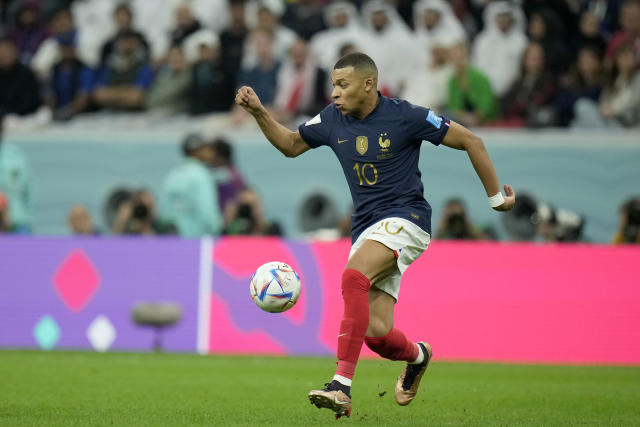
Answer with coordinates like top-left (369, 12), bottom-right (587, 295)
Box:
top-left (348, 217), bottom-right (431, 301)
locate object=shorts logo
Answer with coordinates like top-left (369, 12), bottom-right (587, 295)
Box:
top-left (356, 136), bottom-right (368, 155)
top-left (384, 222), bottom-right (404, 235)
top-left (426, 110), bottom-right (442, 129)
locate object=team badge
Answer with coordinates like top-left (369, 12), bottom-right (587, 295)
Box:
top-left (356, 136), bottom-right (368, 155)
top-left (378, 133), bottom-right (390, 151)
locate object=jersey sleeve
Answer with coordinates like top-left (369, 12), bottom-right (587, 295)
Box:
top-left (297, 107), bottom-right (332, 148)
top-left (405, 103), bottom-right (450, 146)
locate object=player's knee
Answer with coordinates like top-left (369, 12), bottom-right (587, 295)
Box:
top-left (341, 268), bottom-right (371, 293)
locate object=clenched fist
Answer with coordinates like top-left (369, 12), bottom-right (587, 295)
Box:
top-left (235, 86), bottom-right (264, 115)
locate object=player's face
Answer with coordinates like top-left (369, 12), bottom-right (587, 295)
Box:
top-left (331, 66), bottom-right (373, 116)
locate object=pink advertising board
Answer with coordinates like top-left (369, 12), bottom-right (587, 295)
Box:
top-left (208, 239), bottom-right (640, 365)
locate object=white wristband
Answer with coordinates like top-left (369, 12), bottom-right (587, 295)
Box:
top-left (489, 192), bottom-right (505, 208)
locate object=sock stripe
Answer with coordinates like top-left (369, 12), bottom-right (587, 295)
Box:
top-left (332, 375), bottom-right (353, 386)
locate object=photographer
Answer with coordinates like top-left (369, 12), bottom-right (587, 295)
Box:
top-left (159, 134), bottom-right (222, 237)
top-left (0, 191), bottom-right (11, 232)
top-left (223, 188), bottom-right (282, 236)
top-left (435, 198), bottom-right (485, 241)
top-left (112, 189), bottom-right (175, 235)
top-left (0, 112), bottom-right (33, 233)
top-left (612, 197), bottom-right (640, 244)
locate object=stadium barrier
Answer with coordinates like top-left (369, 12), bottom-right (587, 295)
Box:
top-left (7, 128), bottom-right (640, 242)
top-left (1, 236), bottom-right (638, 364)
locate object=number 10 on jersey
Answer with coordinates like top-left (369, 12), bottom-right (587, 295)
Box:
top-left (353, 162), bottom-right (378, 186)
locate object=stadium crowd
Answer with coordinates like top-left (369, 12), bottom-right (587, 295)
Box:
top-left (0, 0), bottom-right (639, 243)
top-left (0, 0), bottom-right (638, 128)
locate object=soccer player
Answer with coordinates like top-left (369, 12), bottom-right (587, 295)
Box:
top-left (235, 52), bottom-right (515, 419)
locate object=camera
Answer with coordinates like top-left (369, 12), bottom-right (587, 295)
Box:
top-left (445, 212), bottom-right (471, 239)
top-left (622, 199), bottom-right (640, 243)
top-left (133, 203), bottom-right (150, 220)
top-left (502, 192), bottom-right (585, 242)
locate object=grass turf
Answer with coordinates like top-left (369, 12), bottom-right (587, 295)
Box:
top-left (1, 350), bottom-right (639, 426)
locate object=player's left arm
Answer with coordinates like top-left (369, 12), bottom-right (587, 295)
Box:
top-left (442, 121), bottom-right (515, 211)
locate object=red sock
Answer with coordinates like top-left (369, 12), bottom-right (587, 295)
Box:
top-left (335, 268), bottom-right (371, 381)
top-left (364, 328), bottom-right (419, 362)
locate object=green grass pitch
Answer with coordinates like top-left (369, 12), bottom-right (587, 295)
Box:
top-left (1, 350), bottom-right (639, 426)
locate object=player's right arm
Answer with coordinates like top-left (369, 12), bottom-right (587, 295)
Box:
top-left (442, 121), bottom-right (515, 211)
top-left (235, 86), bottom-right (311, 158)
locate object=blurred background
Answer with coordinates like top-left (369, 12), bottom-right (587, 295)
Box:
top-left (0, 0), bottom-right (639, 360)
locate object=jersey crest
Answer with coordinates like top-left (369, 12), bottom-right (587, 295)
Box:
top-left (378, 133), bottom-right (390, 151)
top-left (356, 136), bottom-right (368, 155)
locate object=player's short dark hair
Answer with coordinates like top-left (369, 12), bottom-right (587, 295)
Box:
top-left (333, 52), bottom-right (378, 77)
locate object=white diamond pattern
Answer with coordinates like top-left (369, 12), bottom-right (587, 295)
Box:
top-left (87, 315), bottom-right (116, 352)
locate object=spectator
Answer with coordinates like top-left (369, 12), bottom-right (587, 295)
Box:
top-left (585, 0), bottom-right (624, 40)
top-left (209, 138), bottom-right (246, 215)
top-left (144, 45), bottom-right (190, 113)
top-left (223, 187), bottom-right (281, 236)
top-left (449, 0), bottom-right (478, 39)
top-left (0, 116), bottom-right (33, 233)
top-left (337, 42), bottom-right (358, 59)
top-left (435, 198), bottom-right (485, 240)
top-left (612, 197), bottom-right (640, 244)
top-left (281, 0), bottom-right (326, 41)
top-left (68, 204), bottom-right (100, 235)
top-left (272, 38), bottom-right (328, 124)
top-left (99, 3), bottom-right (150, 67)
top-left (169, 2), bottom-right (202, 48)
top-left (241, 2), bottom-right (297, 69)
top-left (219, 0), bottom-right (250, 83)
top-left (359, 0), bottom-right (416, 95)
top-left (45, 33), bottom-right (92, 121)
top-left (500, 42), bottom-right (558, 128)
top-left (237, 29), bottom-right (280, 106)
top-left (556, 46), bottom-right (604, 127)
top-left (112, 188), bottom-right (175, 235)
top-left (412, 0), bottom-right (467, 69)
top-left (92, 29), bottom-right (154, 111)
top-left (577, 9), bottom-right (606, 55)
top-left (400, 36), bottom-right (453, 112)
top-left (70, 0), bottom-right (117, 67)
top-left (605, 0), bottom-right (640, 65)
top-left (573, 40), bottom-right (640, 128)
top-left (187, 30), bottom-right (234, 114)
top-left (0, 36), bottom-right (42, 116)
top-left (527, 9), bottom-right (571, 75)
top-left (522, 0), bottom-right (576, 36)
top-left (446, 42), bottom-right (498, 127)
top-left (159, 133), bottom-right (221, 237)
top-left (471, 1), bottom-right (528, 97)
top-left (31, 7), bottom-right (77, 81)
top-left (186, 0), bottom-right (230, 35)
top-left (309, 1), bottom-right (364, 73)
top-left (7, 0), bottom-right (48, 63)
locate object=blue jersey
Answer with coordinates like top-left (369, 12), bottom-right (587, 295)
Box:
top-left (298, 94), bottom-right (450, 242)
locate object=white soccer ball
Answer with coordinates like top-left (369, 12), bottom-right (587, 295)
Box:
top-left (250, 261), bottom-right (301, 313)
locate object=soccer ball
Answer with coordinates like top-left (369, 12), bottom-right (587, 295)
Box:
top-left (250, 261), bottom-right (301, 313)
